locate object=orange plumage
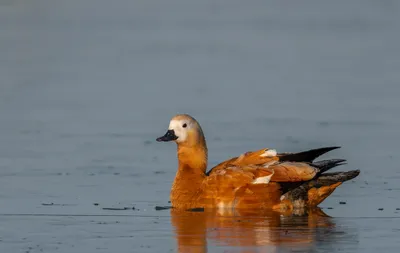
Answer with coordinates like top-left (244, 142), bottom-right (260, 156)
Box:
top-left (157, 114), bottom-right (359, 211)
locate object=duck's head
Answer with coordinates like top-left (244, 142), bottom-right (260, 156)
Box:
top-left (156, 114), bottom-right (206, 148)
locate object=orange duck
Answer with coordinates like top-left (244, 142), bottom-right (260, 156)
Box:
top-left (156, 114), bottom-right (359, 211)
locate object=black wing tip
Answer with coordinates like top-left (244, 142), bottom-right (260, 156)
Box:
top-left (313, 159), bottom-right (347, 174)
top-left (278, 146), bottom-right (342, 163)
top-left (314, 146), bottom-right (341, 152)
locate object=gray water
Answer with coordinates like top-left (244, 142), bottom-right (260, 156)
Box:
top-left (1, 0), bottom-right (400, 252)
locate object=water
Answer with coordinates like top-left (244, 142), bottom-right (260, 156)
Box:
top-left (1, 0), bottom-right (400, 252)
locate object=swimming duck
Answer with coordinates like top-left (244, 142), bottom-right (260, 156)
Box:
top-left (157, 114), bottom-right (359, 211)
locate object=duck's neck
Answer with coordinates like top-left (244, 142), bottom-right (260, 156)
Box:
top-left (170, 141), bottom-right (208, 208)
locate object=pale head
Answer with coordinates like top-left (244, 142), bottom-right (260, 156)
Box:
top-left (157, 114), bottom-right (208, 175)
top-left (156, 114), bottom-right (205, 147)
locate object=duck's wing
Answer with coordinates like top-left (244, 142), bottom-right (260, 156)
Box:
top-left (205, 165), bottom-right (275, 188)
top-left (207, 148), bottom-right (279, 176)
top-left (199, 165), bottom-right (282, 209)
top-left (203, 148), bottom-right (352, 209)
top-left (268, 162), bottom-right (319, 182)
top-left (207, 161), bottom-right (320, 183)
top-left (207, 146), bottom-right (340, 176)
top-left (200, 162), bottom-right (321, 209)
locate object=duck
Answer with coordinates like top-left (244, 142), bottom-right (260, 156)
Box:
top-left (156, 114), bottom-right (360, 211)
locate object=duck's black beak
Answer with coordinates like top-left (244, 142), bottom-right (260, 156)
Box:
top-left (156, 129), bottom-right (178, 142)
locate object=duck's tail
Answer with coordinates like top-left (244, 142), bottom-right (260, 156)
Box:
top-left (275, 147), bottom-right (360, 209)
top-left (280, 160), bottom-right (360, 209)
top-left (305, 170), bottom-right (359, 206)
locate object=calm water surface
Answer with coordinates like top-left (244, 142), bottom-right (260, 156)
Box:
top-left (1, 0), bottom-right (400, 252)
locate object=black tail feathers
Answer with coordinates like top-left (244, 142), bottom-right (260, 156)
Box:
top-left (316, 170), bottom-right (360, 185)
top-left (312, 159), bottom-right (347, 174)
top-left (278, 146), bottom-right (340, 163)
top-left (281, 169), bottom-right (360, 208)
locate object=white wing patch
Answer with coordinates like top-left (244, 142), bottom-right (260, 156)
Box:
top-left (260, 149), bottom-right (277, 157)
top-left (262, 160), bottom-right (278, 168)
top-left (252, 170), bottom-right (275, 184)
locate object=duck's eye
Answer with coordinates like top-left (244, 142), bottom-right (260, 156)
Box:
top-left (182, 123), bottom-right (187, 128)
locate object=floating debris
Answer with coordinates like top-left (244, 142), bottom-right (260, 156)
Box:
top-left (93, 203), bottom-right (99, 206)
top-left (143, 140), bottom-right (152, 145)
top-left (396, 208), bottom-right (400, 210)
top-left (155, 206), bottom-right (172, 211)
top-left (327, 207), bottom-right (333, 209)
top-left (153, 171), bottom-right (165, 174)
top-left (339, 201), bottom-right (346, 205)
top-left (378, 208), bottom-right (384, 211)
top-left (102, 207), bottom-right (134, 211)
top-left (41, 203), bottom-right (76, 206)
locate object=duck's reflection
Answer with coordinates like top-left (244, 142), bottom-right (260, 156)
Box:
top-left (171, 208), bottom-right (336, 253)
